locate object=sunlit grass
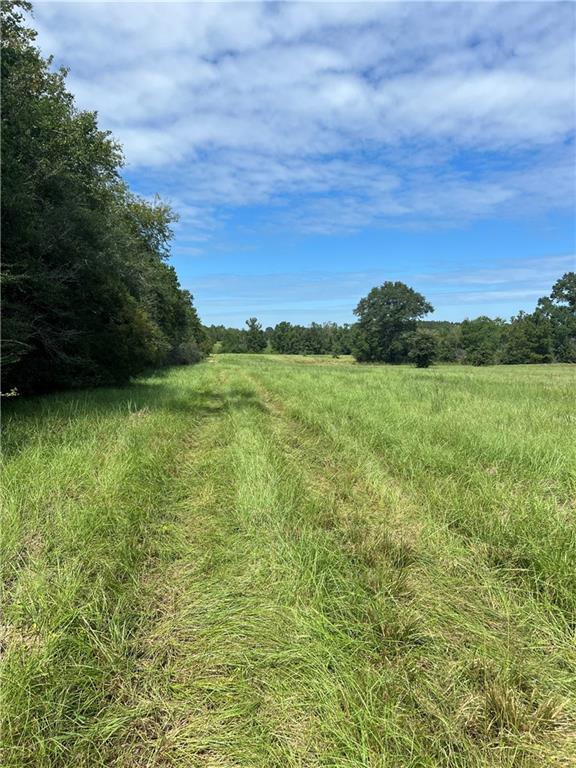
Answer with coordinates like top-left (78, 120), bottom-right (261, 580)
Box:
top-left (2, 356), bottom-right (575, 766)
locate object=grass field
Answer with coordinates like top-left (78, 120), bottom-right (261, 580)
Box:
top-left (2, 355), bottom-right (575, 767)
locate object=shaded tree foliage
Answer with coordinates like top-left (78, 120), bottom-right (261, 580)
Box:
top-left (1, 1), bottom-right (206, 393)
top-left (270, 321), bottom-right (299, 354)
top-left (459, 316), bottom-right (505, 366)
top-left (420, 321), bottom-right (463, 363)
top-left (352, 276), bottom-right (574, 367)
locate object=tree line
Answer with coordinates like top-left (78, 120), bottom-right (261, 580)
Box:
top-left (1, 1), bottom-right (209, 395)
top-left (206, 319), bottom-right (354, 356)
top-left (207, 273), bottom-right (576, 367)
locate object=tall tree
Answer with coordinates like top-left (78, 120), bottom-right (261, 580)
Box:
top-left (245, 318), bottom-right (266, 353)
top-left (352, 282), bottom-right (434, 363)
top-left (270, 321), bottom-right (300, 354)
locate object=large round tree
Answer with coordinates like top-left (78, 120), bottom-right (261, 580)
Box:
top-left (353, 281), bottom-right (433, 363)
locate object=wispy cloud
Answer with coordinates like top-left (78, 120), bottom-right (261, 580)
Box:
top-left (190, 254), bottom-right (575, 326)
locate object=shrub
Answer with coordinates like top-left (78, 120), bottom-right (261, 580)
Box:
top-left (407, 329), bottom-right (438, 368)
top-left (170, 341), bottom-right (203, 365)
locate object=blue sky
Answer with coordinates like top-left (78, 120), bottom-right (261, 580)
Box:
top-left (32, 1), bottom-right (575, 327)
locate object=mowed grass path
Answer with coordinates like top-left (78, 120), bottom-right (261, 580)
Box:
top-left (2, 356), bottom-right (575, 767)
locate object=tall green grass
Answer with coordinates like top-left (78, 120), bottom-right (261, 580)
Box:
top-left (1, 368), bottom-right (227, 765)
top-left (2, 356), bottom-right (575, 766)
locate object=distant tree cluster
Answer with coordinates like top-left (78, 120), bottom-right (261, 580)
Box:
top-left (352, 275), bottom-right (575, 367)
top-left (207, 274), bottom-right (575, 368)
top-left (270, 321), bottom-right (353, 356)
top-left (206, 320), bottom-right (354, 356)
top-left (1, 1), bottom-right (208, 394)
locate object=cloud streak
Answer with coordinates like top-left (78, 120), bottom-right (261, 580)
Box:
top-left (189, 254), bottom-right (575, 326)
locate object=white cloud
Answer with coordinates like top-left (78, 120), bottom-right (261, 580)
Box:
top-left (31, 1), bottom-right (576, 233)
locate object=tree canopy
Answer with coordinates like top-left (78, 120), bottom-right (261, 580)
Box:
top-left (352, 282), bottom-right (434, 363)
top-left (245, 318), bottom-right (267, 353)
top-left (535, 272), bottom-right (576, 363)
top-left (1, 1), bottom-right (207, 393)
top-left (407, 328), bottom-right (438, 368)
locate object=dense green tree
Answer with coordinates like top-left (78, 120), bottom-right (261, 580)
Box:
top-left (502, 311), bottom-right (553, 364)
top-left (460, 316), bottom-right (504, 366)
top-left (245, 318), bottom-right (266, 353)
top-left (421, 321), bottom-right (463, 362)
top-left (330, 323), bottom-right (354, 356)
top-left (1, 1), bottom-right (205, 393)
top-left (352, 282), bottom-right (434, 363)
top-left (302, 323), bottom-right (327, 355)
top-left (536, 272), bottom-right (576, 363)
top-left (550, 272), bottom-right (576, 311)
top-left (264, 326), bottom-right (274, 352)
top-left (407, 329), bottom-right (438, 368)
top-left (270, 321), bottom-right (295, 354)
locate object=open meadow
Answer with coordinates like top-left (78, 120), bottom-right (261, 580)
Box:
top-left (1, 355), bottom-right (575, 767)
